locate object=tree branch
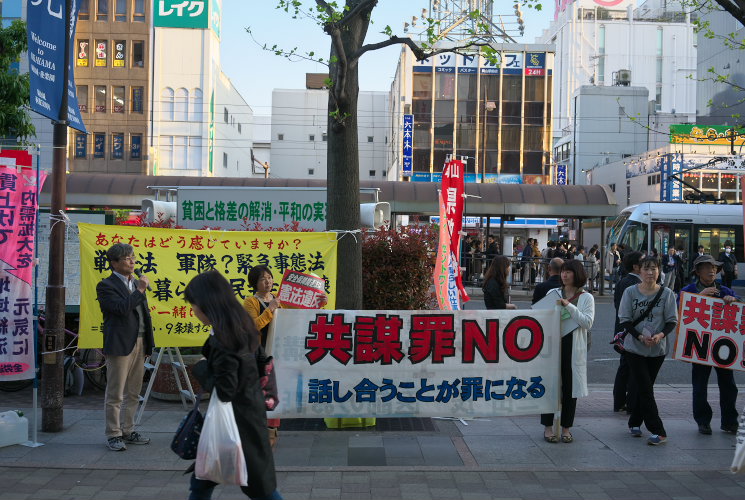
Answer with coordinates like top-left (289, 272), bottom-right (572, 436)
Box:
top-left (354, 36), bottom-right (495, 62)
top-left (713, 0), bottom-right (745, 27)
top-left (328, 26), bottom-right (348, 105)
top-left (337, 0), bottom-right (378, 28)
top-left (314, 0), bottom-right (335, 17)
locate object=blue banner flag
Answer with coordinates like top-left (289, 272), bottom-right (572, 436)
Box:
top-left (28, 0), bottom-right (86, 132)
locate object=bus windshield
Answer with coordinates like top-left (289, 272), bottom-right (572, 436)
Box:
top-left (621, 220), bottom-right (648, 252)
top-left (607, 213), bottom-right (629, 246)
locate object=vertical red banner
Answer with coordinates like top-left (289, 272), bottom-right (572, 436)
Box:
top-left (441, 160), bottom-right (469, 304)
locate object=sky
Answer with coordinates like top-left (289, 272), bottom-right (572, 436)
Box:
top-left (219, 1), bottom-right (554, 118)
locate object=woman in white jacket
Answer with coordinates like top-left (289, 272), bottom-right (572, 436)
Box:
top-left (541, 259), bottom-right (595, 443)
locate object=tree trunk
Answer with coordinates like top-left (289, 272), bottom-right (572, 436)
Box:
top-left (326, 6), bottom-right (370, 310)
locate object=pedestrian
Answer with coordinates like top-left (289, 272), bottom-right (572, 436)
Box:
top-left (586, 245), bottom-right (599, 292)
top-left (612, 251), bottom-right (643, 413)
top-left (485, 235), bottom-right (499, 262)
top-left (541, 241), bottom-right (555, 279)
top-left (532, 257), bottom-right (563, 304)
top-left (243, 265), bottom-right (283, 448)
top-left (96, 243), bottom-right (154, 451)
top-left (520, 238), bottom-right (534, 288)
top-left (680, 254), bottom-right (740, 435)
top-left (540, 259), bottom-right (594, 444)
top-left (675, 246), bottom-right (688, 289)
top-left (483, 255), bottom-right (517, 310)
top-left (661, 247), bottom-right (679, 290)
top-left (718, 241), bottom-right (738, 288)
top-left (460, 234), bottom-right (473, 283)
top-left (185, 270), bottom-right (282, 500)
top-left (618, 256), bottom-right (678, 445)
top-left (606, 243), bottom-right (621, 289)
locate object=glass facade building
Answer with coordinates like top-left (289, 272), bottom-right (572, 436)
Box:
top-left (392, 45), bottom-right (554, 184)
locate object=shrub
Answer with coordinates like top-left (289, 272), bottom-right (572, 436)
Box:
top-left (361, 224), bottom-right (438, 310)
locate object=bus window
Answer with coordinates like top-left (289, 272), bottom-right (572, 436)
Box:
top-left (653, 223), bottom-right (672, 255)
top-left (620, 220), bottom-right (648, 252)
top-left (607, 213), bottom-right (629, 246)
top-left (697, 227), bottom-right (736, 258)
top-left (674, 227), bottom-right (691, 267)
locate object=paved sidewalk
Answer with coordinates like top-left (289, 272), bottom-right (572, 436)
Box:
top-left (1, 384), bottom-right (744, 499)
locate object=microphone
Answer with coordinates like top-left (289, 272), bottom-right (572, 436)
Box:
top-left (134, 269), bottom-right (152, 291)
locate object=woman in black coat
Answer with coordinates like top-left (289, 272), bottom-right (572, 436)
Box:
top-left (185, 270), bottom-right (281, 500)
top-left (483, 255), bottom-right (517, 310)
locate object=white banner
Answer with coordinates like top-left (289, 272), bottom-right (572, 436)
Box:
top-left (268, 308), bottom-right (560, 418)
top-left (673, 291), bottom-right (745, 371)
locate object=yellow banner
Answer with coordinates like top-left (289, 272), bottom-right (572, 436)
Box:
top-left (78, 223), bottom-right (338, 348)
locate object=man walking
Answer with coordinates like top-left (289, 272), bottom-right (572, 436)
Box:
top-left (97, 243), bottom-right (154, 451)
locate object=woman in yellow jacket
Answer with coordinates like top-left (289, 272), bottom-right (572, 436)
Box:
top-left (243, 265), bottom-right (282, 447)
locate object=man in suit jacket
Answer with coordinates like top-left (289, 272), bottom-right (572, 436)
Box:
top-left (97, 243), bottom-right (155, 451)
top-left (532, 257), bottom-right (563, 304)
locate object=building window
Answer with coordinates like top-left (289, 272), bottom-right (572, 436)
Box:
top-left (113, 40), bottom-right (126, 67)
top-left (308, 168), bottom-right (315, 176)
top-left (369, 170), bottom-right (376, 177)
top-left (94, 133), bottom-right (105, 158)
top-left (189, 137), bottom-right (202, 169)
top-left (115, 0), bottom-right (126, 21)
top-left (609, 183), bottom-right (615, 192)
top-left (95, 40), bottom-right (107, 66)
top-left (130, 134), bottom-right (142, 160)
top-left (76, 40), bottom-right (89, 66)
top-left (75, 133), bottom-right (87, 158)
top-left (161, 87), bottom-right (174, 120)
top-left (238, 123), bottom-right (241, 134)
top-left (79, 0), bottom-right (90, 20)
top-left (223, 152), bottom-right (228, 168)
top-left (111, 133), bottom-right (124, 159)
top-left (96, 0), bottom-right (108, 22)
top-left (174, 136), bottom-right (187, 168)
top-left (367, 136), bottom-right (374, 142)
top-left (132, 40), bottom-right (144, 67)
top-left (175, 88), bottom-right (188, 121)
top-left (76, 85), bottom-right (88, 113)
top-left (655, 87), bottom-right (662, 111)
top-left (598, 25), bottom-right (606, 84)
top-left (224, 107), bottom-right (229, 123)
top-left (112, 86), bottom-right (125, 113)
top-left (278, 134), bottom-right (284, 141)
top-left (158, 136), bottom-right (173, 169)
top-left (322, 133), bottom-right (327, 141)
top-left (309, 134), bottom-right (315, 141)
top-left (131, 86), bottom-right (144, 113)
top-left (190, 88), bottom-right (203, 121)
top-left (133, 0), bottom-right (145, 22)
top-left (94, 85), bottom-right (106, 112)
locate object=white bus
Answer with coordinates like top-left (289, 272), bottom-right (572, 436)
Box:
top-left (607, 202), bottom-right (744, 270)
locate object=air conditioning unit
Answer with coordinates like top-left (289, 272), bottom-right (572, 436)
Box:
top-left (617, 69), bottom-right (631, 86)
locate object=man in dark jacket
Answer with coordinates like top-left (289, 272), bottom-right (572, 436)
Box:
top-left (718, 240), bottom-right (738, 288)
top-left (680, 254), bottom-right (740, 435)
top-left (532, 257), bottom-right (563, 304)
top-left (612, 251), bottom-right (643, 413)
top-left (97, 243), bottom-right (155, 451)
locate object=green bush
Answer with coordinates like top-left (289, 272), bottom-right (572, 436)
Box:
top-left (361, 224), bottom-right (438, 310)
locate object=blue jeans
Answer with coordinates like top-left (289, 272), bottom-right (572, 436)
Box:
top-left (189, 474), bottom-right (283, 500)
top-left (691, 363), bottom-right (739, 428)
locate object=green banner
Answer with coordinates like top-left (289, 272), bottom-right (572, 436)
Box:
top-left (670, 124), bottom-right (745, 146)
top-left (154, 0), bottom-right (210, 29)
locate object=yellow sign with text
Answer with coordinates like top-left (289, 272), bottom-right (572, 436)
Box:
top-left (78, 223), bottom-right (338, 348)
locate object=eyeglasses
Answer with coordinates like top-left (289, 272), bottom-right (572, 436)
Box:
top-left (120, 256), bottom-right (136, 262)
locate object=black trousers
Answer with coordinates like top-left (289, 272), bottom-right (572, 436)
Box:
top-left (691, 363), bottom-right (739, 428)
top-left (613, 352), bottom-right (637, 412)
top-left (722, 271), bottom-right (735, 288)
top-left (626, 352), bottom-right (666, 436)
top-left (541, 333), bottom-right (577, 428)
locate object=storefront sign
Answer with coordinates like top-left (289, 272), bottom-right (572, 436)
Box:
top-left (155, 0), bottom-right (210, 29)
top-left (402, 114), bottom-right (413, 177)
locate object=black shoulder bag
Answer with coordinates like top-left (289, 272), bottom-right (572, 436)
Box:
top-left (610, 286), bottom-right (664, 354)
top-left (171, 396), bottom-right (204, 460)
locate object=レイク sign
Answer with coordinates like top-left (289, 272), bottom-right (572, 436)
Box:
top-left (155, 0), bottom-right (210, 29)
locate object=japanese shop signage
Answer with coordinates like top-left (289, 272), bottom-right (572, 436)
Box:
top-left (78, 223), bottom-right (338, 348)
top-left (177, 187), bottom-right (328, 231)
top-left (155, 0), bottom-right (211, 29)
top-left (278, 270), bottom-right (326, 309)
top-left (670, 124), bottom-right (745, 147)
top-left (113, 41), bottom-right (126, 67)
top-left (0, 163), bottom-right (47, 381)
top-left (268, 308), bottom-right (561, 417)
top-left (673, 292), bottom-right (745, 372)
top-left (402, 114), bottom-right (413, 177)
top-left (502, 52), bottom-right (523, 75)
top-left (525, 52), bottom-right (546, 76)
top-left (27, 0), bottom-right (86, 132)
top-left (76, 40), bottom-right (89, 66)
top-left (556, 164), bottom-right (568, 185)
top-left (435, 53), bottom-right (456, 73)
top-left (435, 160), bottom-right (468, 310)
top-left (95, 40), bottom-right (107, 67)
top-left (457, 53), bottom-right (479, 74)
top-left (412, 56), bottom-right (433, 73)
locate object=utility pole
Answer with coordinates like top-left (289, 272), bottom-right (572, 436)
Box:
top-left (41, 0), bottom-right (72, 432)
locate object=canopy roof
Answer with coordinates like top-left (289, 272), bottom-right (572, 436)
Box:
top-left (43, 173), bottom-right (618, 218)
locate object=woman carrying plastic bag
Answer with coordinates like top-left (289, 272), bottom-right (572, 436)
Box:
top-left (185, 270), bottom-right (282, 500)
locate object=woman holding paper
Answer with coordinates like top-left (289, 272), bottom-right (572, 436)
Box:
top-left (483, 255), bottom-right (517, 310)
top-left (186, 270), bottom-right (281, 500)
top-left (540, 259), bottom-right (595, 443)
top-left (618, 256), bottom-right (678, 446)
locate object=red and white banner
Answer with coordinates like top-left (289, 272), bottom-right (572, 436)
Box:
top-left (436, 160), bottom-right (469, 308)
top-left (0, 157), bottom-right (46, 381)
top-left (673, 291), bottom-right (745, 371)
top-left (278, 269), bottom-right (326, 309)
top-left (268, 308), bottom-right (560, 417)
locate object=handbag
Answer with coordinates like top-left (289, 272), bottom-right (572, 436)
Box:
top-left (610, 286), bottom-right (664, 353)
top-left (256, 345), bottom-right (279, 411)
top-left (171, 395), bottom-right (204, 460)
top-left (195, 388), bottom-right (248, 486)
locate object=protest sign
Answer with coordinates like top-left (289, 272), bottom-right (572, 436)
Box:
top-left (0, 165), bottom-right (47, 380)
top-left (277, 269), bottom-right (326, 309)
top-left (673, 291), bottom-right (745, 371)
top-left (78, 224), bottom-right (338, 348)
top-left (268, 308), bottom-right (560, 417)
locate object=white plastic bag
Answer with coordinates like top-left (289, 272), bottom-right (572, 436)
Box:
top-left (731, 405), bottom-right (745, 474)
top-left (195, 389), bottom-right (248, 486)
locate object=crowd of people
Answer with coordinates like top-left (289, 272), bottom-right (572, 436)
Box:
top-left (480, 239), bottom-right (741, 447)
